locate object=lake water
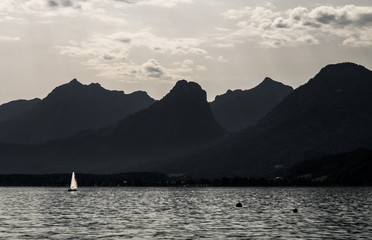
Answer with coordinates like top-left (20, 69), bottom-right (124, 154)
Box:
top-left (0, 187), bottom-right (371, 239)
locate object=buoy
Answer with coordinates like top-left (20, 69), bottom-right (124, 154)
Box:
top-left (236, 202), bottom-right (242, 207)
top-left (293, 208), bottom-right (298, 213)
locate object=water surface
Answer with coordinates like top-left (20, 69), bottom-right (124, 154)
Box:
top-left (0, 187), bottom-right (371, 239)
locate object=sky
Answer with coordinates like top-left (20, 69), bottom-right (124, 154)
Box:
top-left (1, 0), bottom-right (372, 103)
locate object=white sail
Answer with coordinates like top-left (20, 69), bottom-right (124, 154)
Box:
top-left (70, 172), bottom-right (78, 190)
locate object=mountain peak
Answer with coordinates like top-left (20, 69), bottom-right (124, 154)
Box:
top-left (166, 80), bottom-right (207, 103)
top-left (262, 77), bottom-right (275, 83)
top-left (319, 62), bottom-right (367, 74)
top-left (257, 77), bottom-right (292, 90)
top-left (315, 62), bottom-right (370, 80)
top-left (257, 77), bottom-right (275, 88)
top-left (114, 79), bottom-right (224, 144)
top-left (88, 82), bottom-right (102, 88)
top-left (308, 62), bottom-right (372, 89)
top-left (211, 77), bottom-right (293, 132)
top-left (172, 80), bottom-right (204, 93)
top-left (68, 78), bottom-right (82, 86)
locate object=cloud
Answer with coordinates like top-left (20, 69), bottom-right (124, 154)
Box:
top-left (84, 58), bottom-right (202, 83)
top-left (115, 0), bottom-right (135, 3)
top-left (48, 0), bottom-right (74, 8)
top-left (20, 0), bottom-right (82, 14)
top-left (343, 30), bottom-right (372, 47)
top-left (106, 31), bottom-right (207, 56)
top-left (47, 0), bottom-right (59, 8)
top-left (57, 27), bottom-right (211, 82)
top-left (196, 65), bottom-right (206, 71)
top-left (112, 0), bottom-right (193, 8)
top-left (0, 0), bottom-right (128, 25)
top-left (217, 56), bottom-right (228, 63)
top-left (135, 0), bottom-right (193, 8)
top-left (221, 7), bottom-right (251, 20)
top-left (59, 32), bottom-right (204, 82)
top-left (0, 35), bottom-right (20, 41)
top-left (272, 17), bottom-right (290, 28)
top-left (219, 4), bottom-right (372, 47)
top-left (142, 59), bottom-right (164, 78)
top-left (58, 31), bottom-right (208, 66)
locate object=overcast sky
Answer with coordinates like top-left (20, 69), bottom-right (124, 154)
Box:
top-left (1, 0), bottom-right (372, 103)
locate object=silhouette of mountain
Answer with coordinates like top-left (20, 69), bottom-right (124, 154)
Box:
top-left (210, 77), bottom-right (293, 132)
top-left (256, 62), bottom-right (372, 153)
top-left (111, 80), bottom-right (225, 145)
top-left (0, 63), bottom-right (371, 179)
top-left (0, 98), bottom-right (41, 123)
top-left (0, 79), bottom-right (155, 144)
top-left (172, 63), bottom-right (372, 178)
top-left (0, 80), bottom-right (225, 174)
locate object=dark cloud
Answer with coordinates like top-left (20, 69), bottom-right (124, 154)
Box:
top-left (48, 0), bottom-right (58, 7)
top-left (335, 15), bottom-right (353, 26)
top-left (145, 65), bottom-right (164, 78)
top-left (309, 6), bottom-right (372, 28)
top-left (115, 0), bottom-right (136, 3)
top-left (292, 15), bottom-right (301, 21)
top-left (118, 38), bottom-right (131, 43)
top-left (103, 54), bottom-right (114, 60)
top-left (61, 0), bottom-right (73, 7)
top-left (48, 0), bottom-right (76, 8)
top-left (357, 13), bottom-right (372, 26)
top-left (143, 59), bottom-right (165, 78)
top-left (304, 38), bottom-right (317, 44)
top-left (222, 5), bottom-right (372, 47)
top-left (315, 13), bottom-right (336, 24)
top-left (273, 18), bottom-right (289, 28)
top-left (303, 21), bottom-right (321, 28)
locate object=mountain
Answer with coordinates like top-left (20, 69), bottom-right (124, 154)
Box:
top-left (111, 80), bottom-right (225, 145)
top-left (0, 98), bottom-right (41, 123)
top-left (210, 77), bottom-right (293, 132)
top-left (0, 79), bottom-right (155, 144)
top-left (287, 148), bottom-right (372, 186)
top-left (1, 63), bottom-right (371, 179)
top-left (0, 80), bottom-right (225, 174)
top-left (171, 62), bottom-right (372, 178)
top-left (256, 62), bottom-right (372, 153)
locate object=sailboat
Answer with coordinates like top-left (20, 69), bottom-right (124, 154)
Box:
top-left (68, 172), bottom-right (78, 191)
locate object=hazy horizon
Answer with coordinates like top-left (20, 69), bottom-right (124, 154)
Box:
top-left (1, 0), bottom-right (372, 104)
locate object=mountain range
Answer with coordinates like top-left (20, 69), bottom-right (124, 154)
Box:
top-left (0, 79), bottom-right (225, 173)
top-left (170, 62), bottom-right (372, 177)
top-left (0, 62), bottom-right (371, 180)
top-left (0, 79), bottom-right (155, 144)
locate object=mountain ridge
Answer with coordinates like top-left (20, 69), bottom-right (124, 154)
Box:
top-left (210, 77), bottom-right (293, 132)
top-left (0, 79), bottom-right (155, 144)
top-left (170, 62), bottom-right (372, 178)
top-left (0, 98), bottom-right (41, 123)
top-left (0, 80), bottom-right (226, 174)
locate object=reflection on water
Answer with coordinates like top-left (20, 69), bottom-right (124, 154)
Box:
top-left (0, 187), bottom-right (371, 239)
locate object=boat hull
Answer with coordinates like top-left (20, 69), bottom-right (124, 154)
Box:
top-left (68, 188), bottom-right (77, 191)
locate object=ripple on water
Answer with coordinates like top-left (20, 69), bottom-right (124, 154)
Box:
top-left (0, 187), bottom-right (371, 239)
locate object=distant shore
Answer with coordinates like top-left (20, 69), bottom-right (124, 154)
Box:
top-left (0, 172), bottom-right (370, 187)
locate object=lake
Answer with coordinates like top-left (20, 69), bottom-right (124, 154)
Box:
top-left (0, 187), bottom-right (370, 239)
